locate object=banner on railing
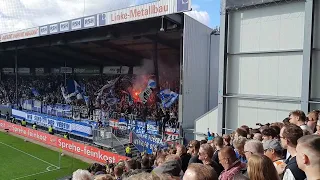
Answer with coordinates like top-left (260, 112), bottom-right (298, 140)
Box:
top-left (12, 109), bottom-right (93, 136)
top-left (42, 104), bottom-right (73, 118)
top-left (146, 120), bottom-right (159, 135)
top-left (0, 120), bottom-right (127, 163)
top-left (132, 132), bottom-right (166, 154)
top-left (164, 127), bottom-right (180, 141)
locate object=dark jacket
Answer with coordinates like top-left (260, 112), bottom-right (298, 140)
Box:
top-left (284, 156), bottom-right (306, 180)
top-left (188, 154), bottom-right (202, 164)
top-left (180, 153), bottom-right (191, 172)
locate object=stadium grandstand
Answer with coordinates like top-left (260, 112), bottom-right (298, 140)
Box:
top-left (1, 0), bottom-right (320, 180)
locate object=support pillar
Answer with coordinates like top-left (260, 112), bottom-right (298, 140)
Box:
top-left (218, 0), bottom-right (229, 134)
top-left (15, 50), bottom-right (18, 105)
top-left (301, 0), bottom-right (315, 113)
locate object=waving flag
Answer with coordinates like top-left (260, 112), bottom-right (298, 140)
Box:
top-left (105, 98), bottom-right (118, 106)
top-left (83, 96), bottom-right (89, 106)
top-left (139, 79), bottom-right (157, 104)
top-left (122, 91), bottom-right (134, 106)
top-left (159, 89), bottom-right (179, 108)
top-left (31, 88), bottom-right (40, 97)
top-left (148, 79), bottom-right (156, 89)
top-left (67, 80), bottom-right (83, 94)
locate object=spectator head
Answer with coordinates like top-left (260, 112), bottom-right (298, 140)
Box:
top-left (235, 128), bottom-right (248, 138)
top-left (259, 125), bottom-right (269, 134)
top-left (200, 140), bottom-right (208, 145)
top-left (94, 174), bottom-right (115, 180)
top-left (296, 135), bottom-right (320, 172)
top-left (114, 165), bottom-right (124, 178)
top-left (289, 110), bottom-right (307, 125)
top-left (253, 133), bottom-right (262, 141)
top-left (233, 137), bottom-right (247, 156)
top-left (187, 140), bottom-right (200, 156)
top-left (263, 139), bottom-right (283, 162)
top-left (124, 159), bottom-right (137, 171)
top-left (270, 125), bottom-right (281, 139)
top-left (176, 144), bottom-right (187, 157)
top-left (121, 169), bottom-right (144, 179)
top-left (248, 154), bottom-right (280, 180)
top-left (251, 129), bottom-right (261, 134)
top-left (165, 154), bottom-right (181, 165)
top-left (141, 156), bottom-right (150, 169)
top-left (307, 110), bottom-right (319, 132)
top-left (214, 136), bottom-right (224, 149)
top-left (283, 117), bottom-right (290, 125)
top-left (218, 147), bottom-right (238, 170)
top-left (124, 172), bottom-right (168, 180)
top-left (270, 122), bottom-right (284, 131)
top-left (152, 159), bottom-right (182, 177)
top-left (155, 154), bottom-right (167, 167)
top-left (244, 140), bottom-right (264, 160)
top-left (222, 134), bottom-right (231, 146)
top-left (106, 163), bottom-right (115, 175)
top-left (183, 163), bottom-right (218, 180)
top-left (198, 144), bottom-right (214, 163)
top-left (280, 124), bottom-right (303, 149)
top-left (72, 169), bottom-right (93, 180)
top-left (240, 125), bottom-right (250, 134)
top-left (261, 127), bottom-right (277, 141)
top-left (169, 148), bottom-right (177, 155)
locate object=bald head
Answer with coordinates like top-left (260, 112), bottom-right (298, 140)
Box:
top-left (184, 163), bottom-right (218, 180)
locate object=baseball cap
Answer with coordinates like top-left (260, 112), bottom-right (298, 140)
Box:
top-left (263, 139), bottom-right (282, 151)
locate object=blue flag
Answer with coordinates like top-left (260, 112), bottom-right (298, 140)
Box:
top-left (31, 88), bottom-right (40, 97)
top-left (67, 80), bottom-right (83, 94)
top-left (159, 89), bottom-right (179, 108)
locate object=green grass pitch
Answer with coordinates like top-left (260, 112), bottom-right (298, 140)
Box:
top-left (0, 131), bottom-right (89, 180)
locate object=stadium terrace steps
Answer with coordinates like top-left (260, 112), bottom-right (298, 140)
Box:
top-left (112, 143), bottom-right (139, 158)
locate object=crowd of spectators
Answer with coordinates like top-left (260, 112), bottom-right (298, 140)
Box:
top-left (0, 74), bottom-right (179, 123)
top-left (70, 109), bottom-right (320, 180)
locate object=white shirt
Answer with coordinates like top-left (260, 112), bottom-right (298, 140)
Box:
top-left (300, 124), bottom-right (313, 134)
top-left (283, 169), bottom-right (296, 180)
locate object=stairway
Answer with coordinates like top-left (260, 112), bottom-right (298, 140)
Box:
top-left (112, 143), bottom-right (140, 158)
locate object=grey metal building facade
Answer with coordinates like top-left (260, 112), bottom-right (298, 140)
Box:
top-left (218, 0), bottom-right (318, 133)
top-left (182, 14), bottom-right (219, 140)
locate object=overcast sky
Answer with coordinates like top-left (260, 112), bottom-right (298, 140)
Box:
top-left (0, 0), bottom-right (216, 34)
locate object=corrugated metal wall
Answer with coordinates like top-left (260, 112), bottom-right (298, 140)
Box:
top-left (310, 0), bottom-right (320, 110)
top-left (220, 1), bottom-right (307, 130)
top-left (210, 35), bottom-right (220, 110)
top-left (182, 14), bottom-right (216, 134)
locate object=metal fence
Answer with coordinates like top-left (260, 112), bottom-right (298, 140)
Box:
top-left (92, 127), bottom-right (129, 149)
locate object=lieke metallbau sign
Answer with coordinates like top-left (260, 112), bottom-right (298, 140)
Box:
top-left (0, 120), bottom-right (127, 163)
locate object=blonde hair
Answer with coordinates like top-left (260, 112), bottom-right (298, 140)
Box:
top-left (248, 154), bottom-right (280, 180)
top-left (232, 137), bottom-right (247, 149)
